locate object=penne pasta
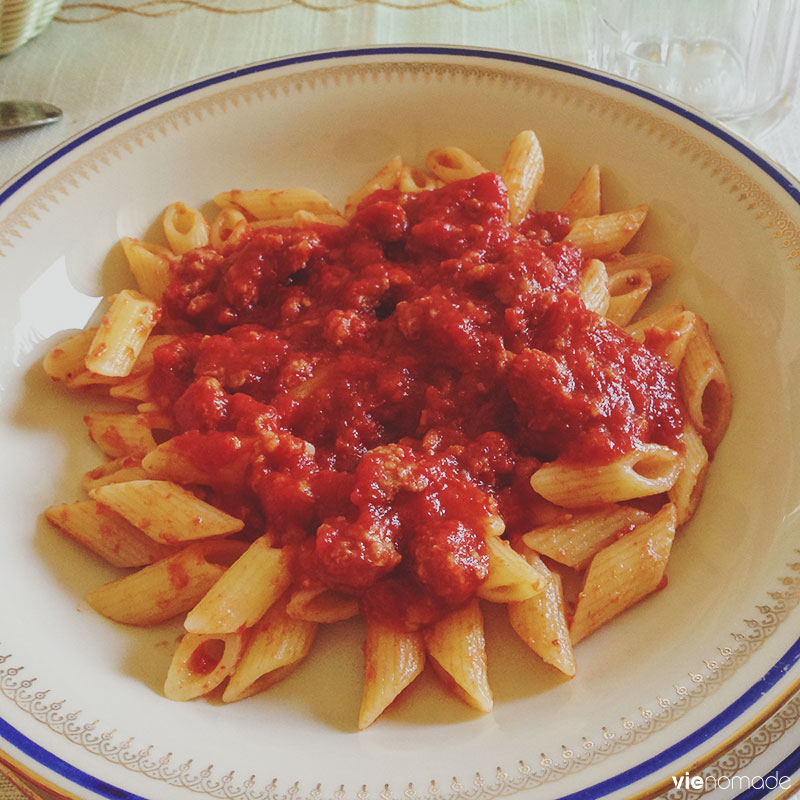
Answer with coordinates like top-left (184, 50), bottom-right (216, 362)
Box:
top-left (65, 333), bottom-right (176, 393)
top-left (82, 455), bottom-right (148, 493)
top-left (530, 443), bottom-right (682, 507)
top-left (120, 238), bottom-right (174, 301)
top-left (137, 407), bottom-right (174, 433)
top-left (250, 210), bottom-right (347, 230)
top-left (605, 267), bottom-right (653, 326)
top-left (89, 479), bottom-right (245, 544)
top-left (45, 499), bottom-right (172, 567)
top-left (625, 301), bottom-right (686, 335)
top-left (559, 163), bottom-right (601, 220)
top-left (64, 369), bottom-right (118, 390)
top-left (626, 304), bottom-right (697, 369)
top-left (668, 422), bottom-right (709, 525)
top-left (426, 146), bottom-right (487, 184)
top-left (604, 251), bottom-right (674, 285)
top-left (501, 129), bottom-right (545, 226)
top-left (43, 328), bottom-right (100, 383)
top-left (522, 504), bottom-right (651, 569)
top-left (343, 156), bottom-right (403, 218)
top-left (162, 202), bottom-right (210, 255)
top-left (579, 258), bottom-right (610, 316)
top-left (477, 536), bottom-right (545, 602)
top-left (215, 187), bottom-right (336, 221)
top-left (677, 315), bottom-right (732, 454)
top-left (564, 205), bottom-right (648, 259)
top-left (285, 586), bottom-right (360, 623)
top-left (107, 370), bottom-right (153, 403)
top-left (86, 539), bottom-right (247, 625)
top-left (358, 620), bottom-right (425, 730)
top-left (209, 206), bottom-right (250, 252)
top-left (141, 433), bottom-right (253, 488)
top-left (423, 598), bottom-right (492, 712)
top-left (84, 412), bottom-right (157, 459)
top-left (164, 631), bottom-right (247, 701)
top-left (184, 536), bottom-right (291, 634)
top-left (292, 209), bottom-right (347, 228)
top-left (398, 165), bottom-right (440, 193)
top-left (570, 503), bottom-right (677, 643)
top-left (84, 289), bottom-right (161, 377)
top-left (507, 546), bottom-right (576, 676)
top-left (222, 599), bottom-right (317, 703)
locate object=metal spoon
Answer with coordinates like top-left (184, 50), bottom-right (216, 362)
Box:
top-left (0, 100), bottom-right (62, 132)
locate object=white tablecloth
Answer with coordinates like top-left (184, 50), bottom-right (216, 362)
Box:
top-left (1, 0), bottom-right (798, 187)
top-left (1, 3), bottom-right (799, 799)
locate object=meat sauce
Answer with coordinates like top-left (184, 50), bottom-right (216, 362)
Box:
top-left (149, 172), bottom-right (684, 630)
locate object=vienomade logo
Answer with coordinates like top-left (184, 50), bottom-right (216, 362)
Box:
top-left (671, 771), bottom-right (792, 792)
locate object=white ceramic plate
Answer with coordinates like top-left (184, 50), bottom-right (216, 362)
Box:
top-left (1, 47), bottom-right (799, 800)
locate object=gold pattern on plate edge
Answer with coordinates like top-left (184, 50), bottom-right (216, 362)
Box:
top-left (1, 60), bottom-right (798, 264)
top-left (656, 692), bottom-right (800, 800)
top-left (1, 555), bottom-right (797, 800)
top-left (0, 60), bottom-right (799, 800)
top-left (627, 673), bottom-right (800, 800)
top-left (0, 759), bottom-right (49, 800)
top-left (54, 0), bottom-right (518, 23)
top-left (770, 774), bottom-right (800, 800)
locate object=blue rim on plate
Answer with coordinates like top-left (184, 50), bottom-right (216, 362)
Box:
top-left (1, 45), bottom-right (799, 800)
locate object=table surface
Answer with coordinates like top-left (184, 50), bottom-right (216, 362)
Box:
top-left (1, 2), bottom-right (799, 799)
top-left (1, 0), bottom-right (799, 186)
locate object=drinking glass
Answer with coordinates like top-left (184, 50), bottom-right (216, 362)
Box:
top-left (590, 0), bottom-right (800, 138)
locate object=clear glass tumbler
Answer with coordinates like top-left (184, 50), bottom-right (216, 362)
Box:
top-left (590, 0), bottom-right (800, 138)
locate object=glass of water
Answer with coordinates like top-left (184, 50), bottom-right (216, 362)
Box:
top-left (590, 0), bottom-right (800, 139)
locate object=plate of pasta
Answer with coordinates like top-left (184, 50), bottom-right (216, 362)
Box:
top-left (1, 46), bottom-right (799, 800)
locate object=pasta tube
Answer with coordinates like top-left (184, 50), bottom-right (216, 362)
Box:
top-left (522, 504), bottom-right (651, 569)
top-left (570, 503), bottom-right (677, 643)
top-left (677, 315), bottom-right (732, 454)
top-left (89, 479), bottom-right (245, 544)
top-left (162, 202), bottom-right (210, 254)
top-left (530, 444), bottom-right (682, 507)
top-left (423, 598), bottom-right (492, 712)
top-left (183, 537), bottom-right (291, 634)
top-left (501, 129), bottom-right (545, 226)
top-left (120, 238), bottom-right (174, 301)
top-left (285, 586), bottom-right (359, 623)
top-left (358, 620), bottom-right (425, 729)
top-left (45, 499), bottom-right (172, 567)
top-left (507, 547), bottom-right (576, 676)
top-left (426, 147), bottom-right (487, 184)
top-left (164, 631), bottom-right (247, 701)
top-left (477, 537), bottom-right (545, 602)
top-left (222, 599), bottom-right (317, 703)
top-left (86, 540), bottom-right (247, 625)
top-left (82, 456), bottom-right (147, 493)
top-left (559, 163), bottom-right (601, 220)
top-left (344, 156), bottom-right (403, 218)
top-left (215, 187), bottom-right (336, 221)
top-left (43, 328), bottom-right (99, 383)
top-left (84, 289), bottom-right (161, 378)
top-left (564, 206), bottom-right (648, 259)
top-left (84, 412), bottom-right (157, 459)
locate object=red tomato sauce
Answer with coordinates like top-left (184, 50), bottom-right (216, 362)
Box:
top-left (149, 172), bottom-right (684, 629)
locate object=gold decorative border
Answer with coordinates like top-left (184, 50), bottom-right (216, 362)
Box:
top-left (1, 57), bottom-right (800, 800)
top-left (54, 0), bottom-right (518, 23)
top-left (4, 716), bottom-right (799, 800)
top-left (2, 60), bottom-right (799, 265)
top-left (0, 556), bottom-right (797, 799)
top-left (661, 693), bottom-right (800, 800)
top-left (0, 759), bottom-right (48, 800)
